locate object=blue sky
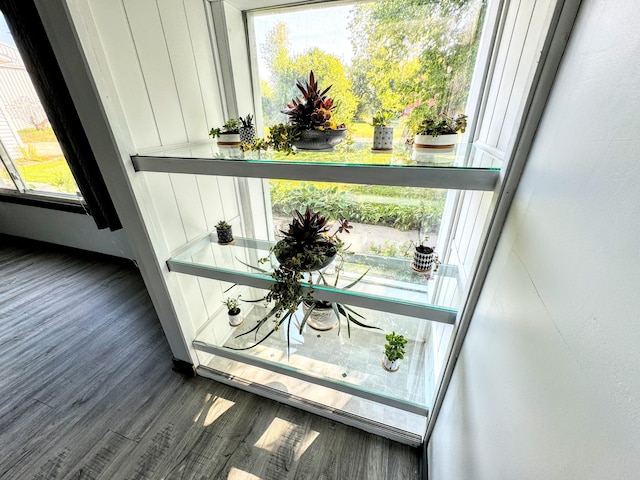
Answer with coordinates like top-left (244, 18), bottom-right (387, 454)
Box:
top-left (0, 13), bottom-right (15, 47)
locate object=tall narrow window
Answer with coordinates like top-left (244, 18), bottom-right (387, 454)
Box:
top-left (0, 11), bottom-right (80, 197)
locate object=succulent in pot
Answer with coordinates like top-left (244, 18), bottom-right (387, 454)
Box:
top-left (280, 70), bottom-right (347, 150)
top-left (369, 110), bottom-right (395, 152)
top-left (412, 112), bottom-right (467, 149)
top-left (239, 114), bottom-right (256, 144)
top-left (209, 118), bottom-right (241, 146)
top-left (223, 296), bottom-right (243, 327)
top-left (411, 236), bottom-right (439, 272)
top-left (382, 332), bottom-right (408, 372)
top-left (273, 207), bottom-right (351, 272)
top-left (215, 220), bottom-right (234, 245)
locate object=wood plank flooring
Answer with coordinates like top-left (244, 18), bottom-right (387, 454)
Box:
top-left (0, 236), bottom-right (421, 479)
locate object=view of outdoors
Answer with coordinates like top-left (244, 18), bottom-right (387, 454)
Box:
top-left (252, 0), bottom-right (486, 255)
top-left (0, 12), bottom-right (79, 196)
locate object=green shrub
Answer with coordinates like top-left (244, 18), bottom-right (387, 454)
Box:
top-left (270, 182), bottom-right (444, 232)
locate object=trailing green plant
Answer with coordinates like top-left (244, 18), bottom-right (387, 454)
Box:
top-left (384, 332), bottom-right (408, 362)
top-left (241, 123), bottom-right (300, 155)
top-left (209, 118), bottom-right (240, 138)
top-left (230, 207), bottom-right (379, 357)
top-left (369, 110), bottom-right (394, 127)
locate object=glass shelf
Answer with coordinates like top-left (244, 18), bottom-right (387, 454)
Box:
top-left (192, 297), bottom-right (452, 416)
top-left (133, 141), bottom-right (501, 191)
top-left (168, 233), bottom-right (460, 324)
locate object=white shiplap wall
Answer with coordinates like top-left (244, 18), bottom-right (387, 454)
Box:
top-left (83, 0), bottom-right (247, 341)
top-left (446, 0), bottom-right (555, 285)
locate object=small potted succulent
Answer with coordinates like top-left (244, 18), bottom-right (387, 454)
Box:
top-left (383, 332), bottom-right (408, 372)
top-left (411, 236), bottom-right (439, 272)
top-left (412, 112), bottom-right (467, 149)
top-left (209, 118), bottom-right (241, 146)
top-left (239, 114), bottom-right (255, 144)
top-left (281, 70), bottom-right (347, 150)
top-left (370, 110), bottom-right (395, 153)
top-left (223, 296), bottom-right (243, 327)
top-left (215, 220), bottom-right (234, 245)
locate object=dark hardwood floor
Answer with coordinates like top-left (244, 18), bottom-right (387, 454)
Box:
top-left (0, 236), bottom-right (421, 479)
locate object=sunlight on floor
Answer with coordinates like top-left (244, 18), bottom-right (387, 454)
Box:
top-left (254, 417), bottom-right (319, 461)
top-left (228, 467), bottom-right (263, 479)
top-left (193, 394), bottom-right (236, 426)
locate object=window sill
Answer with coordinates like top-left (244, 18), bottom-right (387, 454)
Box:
top-left (0, 190), bottom-right (87, 214)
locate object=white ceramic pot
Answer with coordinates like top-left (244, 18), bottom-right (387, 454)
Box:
top-left (228, 309), bottom-right (243, 327)
top-left (411, 247), bottom-right (436, 272)
top-left (382, 354), bottom-right (401, 372)
top-left (303, 301), bottom-right (338, 331)
top-left (371, 126), bottom-right (394, 152)
top-left (413, 133), bottom-right (458, 149)
top-left (217, 133), bottom-right (241, 146)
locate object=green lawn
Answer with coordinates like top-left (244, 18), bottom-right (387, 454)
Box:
top-left (17, 127), bottom-right (58, 143)
top-left (18, 158), bottom-right (78, 194)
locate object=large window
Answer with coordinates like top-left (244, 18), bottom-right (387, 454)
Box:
top-left (0, 11), bottom-right (80, 198)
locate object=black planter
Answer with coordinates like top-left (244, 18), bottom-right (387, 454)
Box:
top-left (274, 239), bottom-right (337, 271)
top-left (216, 226), bottom-right (234, 245)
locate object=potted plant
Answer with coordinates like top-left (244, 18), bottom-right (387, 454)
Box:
top-left (370, 110), bottom-right (395, 153)
top-left (223, 296), bottom-right (243, 327)
top-left (412, 113), bottom-right (467, 149)
top-left (209, 118), bottom-right (241, 146)
top-left (215, 220), bottom-right (234, 245)
top-left (239, 114), bottom-right (255, 144)
top-left (231, 207), bottom-right (379, 353)
top-left (281, 70), bottom-right (347, 151)
top-left (382, 332), bottom-right (408, 372)
top-left (411, 236), bottom-right (439, 272)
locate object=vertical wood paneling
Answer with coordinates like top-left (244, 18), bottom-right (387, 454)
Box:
top-left (122, 0), bottom-right (187, 145)
top-left (462, 191), bottom-right (493, 275)
top-left (497, 0), bottom-right (554, 151)
top-left (477, 0), bottom-right (522, 145)
top-left (87, 0), bottom-right (161, 149)
top-left (169, 173), bottom-right (207, 242)
top-left (156, 0), bottom-right (208, 142)
top-left (183, 0), bottom-right (225, 132)
top-left (145, 173), bottom-right (187, 251)
top-left (484, 0), bottom-right (536, 147)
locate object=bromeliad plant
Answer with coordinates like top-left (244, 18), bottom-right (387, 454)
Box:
top-left (230, 207), bottom-right (379, 356)
top-left (281, 70), bottom-right (343, 132)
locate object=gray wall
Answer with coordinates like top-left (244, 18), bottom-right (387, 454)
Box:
top-left (0, 202), bottom-right (133, 259)
top-left (428, 1), bottom-right (640, 478)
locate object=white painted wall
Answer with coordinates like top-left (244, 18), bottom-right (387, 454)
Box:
top-left (428, 1), bottom-right (640, 478)
top-left (0, 202), bottom-right (132, 258)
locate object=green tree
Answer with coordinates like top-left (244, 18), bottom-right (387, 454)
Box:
top-left (260, 23), bottom-right (357, 126)
top-left (349, 0), bottom-right (484, 120)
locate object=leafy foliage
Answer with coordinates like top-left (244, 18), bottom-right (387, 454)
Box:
top-left (369, 110), bottom-right (395, 127)
top-left (412, 112), bottom-right (468, 136)
top-left (222, 296), bottom-right (241, 314)
top-left (349, 0), bottom-right (484, 119)
top-left (209, 118), bottom-right (240, 137)
top-left (384, 331), bottom-right (408, 362)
